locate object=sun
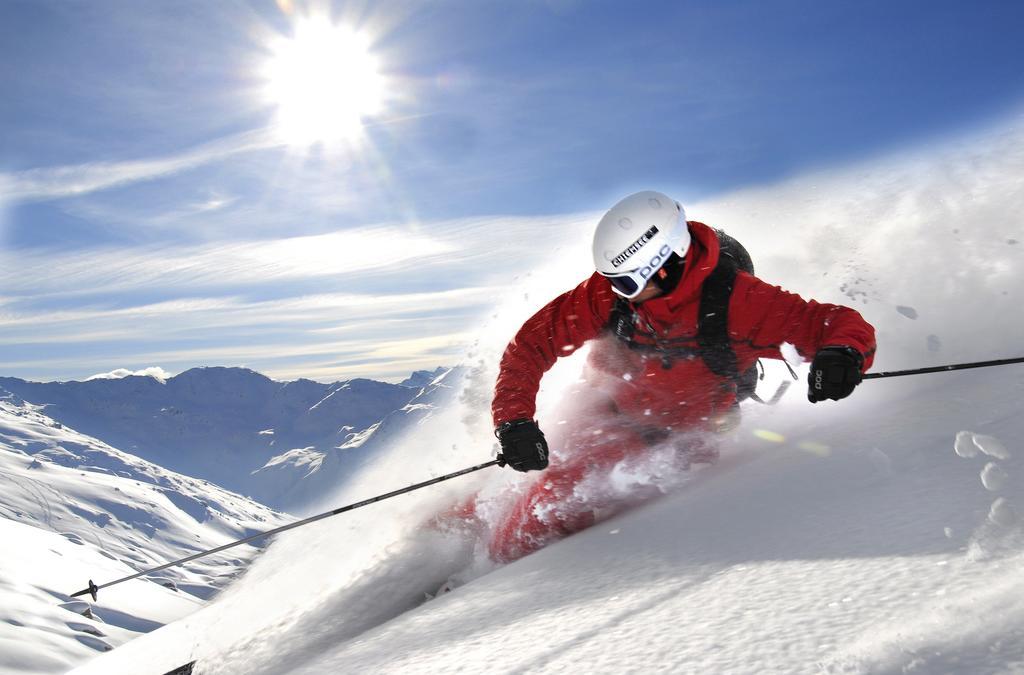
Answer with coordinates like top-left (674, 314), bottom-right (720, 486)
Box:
top-left (263, 18), bottom-right (386, 146)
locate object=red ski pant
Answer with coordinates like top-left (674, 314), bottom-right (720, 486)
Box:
top-left (488, 415), bottom-right (702, 563)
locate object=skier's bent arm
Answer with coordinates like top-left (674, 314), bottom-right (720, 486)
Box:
top-left (727, 273), bottom-right (876, 402)
top-left (491, 274), bottom-right (614, 427)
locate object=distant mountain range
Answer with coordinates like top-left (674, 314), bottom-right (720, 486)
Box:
top-left (0, 366), bottom-right (452, 512)
top-left (0, 365), bottom-right (456, 669)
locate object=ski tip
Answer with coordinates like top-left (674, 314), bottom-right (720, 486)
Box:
top-left (163, 661), bottom-right (196, 675)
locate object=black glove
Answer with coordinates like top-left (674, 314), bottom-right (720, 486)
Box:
top-left (495, 419), bottom-right (549, 472)
top-left (808, 346), bottom-right (864, 403)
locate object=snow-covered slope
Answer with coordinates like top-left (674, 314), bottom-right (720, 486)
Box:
top-left (0, 391), bottom-right (288, 673)
top-left (66, 364), bottom-right (1024, 675)
top-left (71, 115), bottom-right (1024, 674)
top-left (0, 368), bottom-right (419, 510)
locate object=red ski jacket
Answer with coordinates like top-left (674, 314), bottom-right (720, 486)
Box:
top-left (492, 221), bottom-right (876, 431)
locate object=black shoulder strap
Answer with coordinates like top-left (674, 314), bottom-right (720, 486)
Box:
top-left (605, 229), bottom-right (753, 385)
top-left (696, 244), bottom-right (740, 381)
top-left (608, 297), bottom-right (636, 343)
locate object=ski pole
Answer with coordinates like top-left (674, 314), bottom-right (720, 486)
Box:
top-left (863, 355), bottom-right (1024, 380)
top-left (70, 458), bottom-right (501, 601)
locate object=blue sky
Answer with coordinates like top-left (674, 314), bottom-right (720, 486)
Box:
top-left (2, 0), bottom-right (1023, 383)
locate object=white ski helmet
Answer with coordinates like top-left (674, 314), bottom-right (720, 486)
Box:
top-left (592, 190), bottom-right (690, 298)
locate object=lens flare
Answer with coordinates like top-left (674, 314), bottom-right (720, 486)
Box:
top-left (753, 429), bottom-right (786, 443)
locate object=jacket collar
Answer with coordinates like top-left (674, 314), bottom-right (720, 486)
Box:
top-left (635, 220), bottom-right (719, 315)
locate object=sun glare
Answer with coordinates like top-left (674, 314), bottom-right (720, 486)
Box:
top-left (263, 18), bottom-right (386, 146)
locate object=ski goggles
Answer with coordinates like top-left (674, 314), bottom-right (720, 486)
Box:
top-left (602, 250), bottom-right (687, 299)
top-left (602, 268), bottom-right (650, 298)
top-left (600, 242), bottom-right (678, 299)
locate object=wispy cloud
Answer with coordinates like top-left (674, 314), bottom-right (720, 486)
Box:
top-left (0, 130), bottom-right (278, 203)
top-left (0, 206), bottom-right (596, 383)
top-left (0, 227), bottom-right (456, 297)
top-left (0, 287), bottom-right (504, 341)
top-left (0, 213), bottom-right (593, 298)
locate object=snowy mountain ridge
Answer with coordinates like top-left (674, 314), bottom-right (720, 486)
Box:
top-left (0, 367), bottom-right (440, 511)
top-left (247, 367), bottom-right (465, 512)
top-left (0, 365), bottom-right (463, 674)
top-left (0, 388), bottom-right (289, 674)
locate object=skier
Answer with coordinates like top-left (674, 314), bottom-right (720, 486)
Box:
top-left (488, 190), bottom-right (876, 562)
